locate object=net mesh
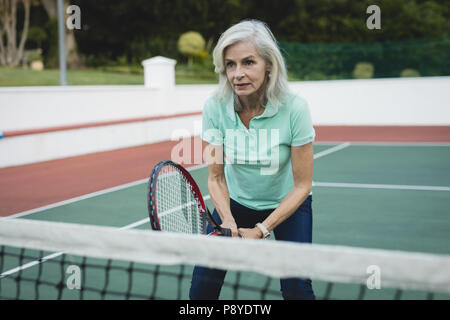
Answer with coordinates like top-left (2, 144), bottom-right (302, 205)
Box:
top-left (1, 218), bottom-right (449, 300)
top-left (151, 165), bottom-right (206, 234)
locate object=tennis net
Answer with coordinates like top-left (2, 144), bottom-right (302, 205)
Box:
top-left (1, 218), bottom-right (449, 300)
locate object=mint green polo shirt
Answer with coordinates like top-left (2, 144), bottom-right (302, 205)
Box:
top-left (202, 91), bottom-right (315, 210)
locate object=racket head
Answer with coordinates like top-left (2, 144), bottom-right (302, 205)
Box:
top-left (147, 160), bottom-right (230, 236)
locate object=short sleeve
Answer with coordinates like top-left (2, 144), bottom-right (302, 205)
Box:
top-left (201, 98), bottom-right (224, 146)
top-left (290, 96), bottom-right (316, 146)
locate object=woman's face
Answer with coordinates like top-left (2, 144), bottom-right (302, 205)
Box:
top-left (224, 41), bottom-right (270, 99)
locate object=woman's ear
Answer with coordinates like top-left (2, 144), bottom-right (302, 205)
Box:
top-left (266, 63), bottom-right (273, 77)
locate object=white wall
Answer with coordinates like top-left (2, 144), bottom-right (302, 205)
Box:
top-left (0, 84), bottom-right (216, 131)
top-left (290, 76), bottom-right (450, 126)
top-left (1, 77), bottom-right (449, 132)
top-left (0, 115), bottom-right (201, 168)
top-left (0, 77), bottom-right (449, 168)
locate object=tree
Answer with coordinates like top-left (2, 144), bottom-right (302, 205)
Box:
top-left (41, 0), bottom-right (82, 68)
top-left (177, 31), bottom-right (205, 67)
top-left (0, 0), bottom-right (31, 67)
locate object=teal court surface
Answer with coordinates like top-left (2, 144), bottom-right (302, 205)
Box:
top-left (1, 142), bottom-right (449, 300)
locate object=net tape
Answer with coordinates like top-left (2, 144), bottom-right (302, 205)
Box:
top-left (1, 218), bottom-right (449, 295)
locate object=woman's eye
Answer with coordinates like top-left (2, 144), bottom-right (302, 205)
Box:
top-left (225, 60), bottom-right (254, 68)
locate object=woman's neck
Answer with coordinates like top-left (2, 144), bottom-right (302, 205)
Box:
top-left (233, 76), bottom-right (268, 112)
top-left (238, 95), bottom-right (262, 111)
top-left (236, 87), bottom-right (267, 113)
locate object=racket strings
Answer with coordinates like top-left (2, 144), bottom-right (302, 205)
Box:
top-left (156, 165), bottom-right (205, 234)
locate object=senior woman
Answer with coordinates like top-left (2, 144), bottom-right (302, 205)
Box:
top-left (190, 19), bottom-right (316, 300)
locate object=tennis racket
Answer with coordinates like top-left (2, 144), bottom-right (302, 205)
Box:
top-left (147, 160), bottom-right (231, 237)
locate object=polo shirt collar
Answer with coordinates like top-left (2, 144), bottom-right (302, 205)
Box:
top-left (225, 95), bottom-right (236, 122)
top-left (225, 94), bottom-right (279, 123)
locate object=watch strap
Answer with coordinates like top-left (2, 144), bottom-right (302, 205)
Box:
top-left (255, 223), bottom-right (270, 239)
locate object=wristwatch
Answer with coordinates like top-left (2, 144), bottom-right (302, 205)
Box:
top-left (255, 223), bottom-right (270, 239)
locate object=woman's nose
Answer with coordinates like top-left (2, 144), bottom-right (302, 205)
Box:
top-left (235, 65), bottom-right (244, 79)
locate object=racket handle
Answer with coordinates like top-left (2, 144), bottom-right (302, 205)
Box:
top-left (220, 228), bottom-right (232, 237)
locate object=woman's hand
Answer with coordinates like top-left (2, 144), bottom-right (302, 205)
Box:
top-left (220, 219), bottom-right (239, 237)
top-left (238, 227), bottom-right (263, 239)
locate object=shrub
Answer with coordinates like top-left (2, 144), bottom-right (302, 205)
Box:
top-left (400, 68), bottom-right (421, 77)
top-left (177, 31), bottom-right (206, 67)
top-left (353, 62), bottom-right (374, 79)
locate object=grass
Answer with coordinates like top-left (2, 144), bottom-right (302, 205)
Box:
top-left (0, 64), bottom-right (303, 87)
top-left (0, 64), bottom-right (219, 87)
top-left (0, 67), bottom-right (142, 86)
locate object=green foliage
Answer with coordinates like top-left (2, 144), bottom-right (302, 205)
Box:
top-left (302, 72), bottom-right (329, 81)
top-left (0, 66), bottom-right (218, 86)
top-left (81, 54), bottom-right (114, 68)
top-left (178, 31), bottom-right (206, 66)
top-left (175, 64), bottom-right (218, 82)
top-left (20, 0), bottom-right (450, 80)
top-left (178, 32), bottom-right (206, 57)
top-left (26, 27), bottom-right (47, 49)
top-left (42, 18), bottom-right (58, 68)
top-left (27, 49), bottom-right (43, 62)
top-left (400, 68), bottom-right (421, 77)
top-left (353, 62), bottom-right (374, 79)
top-left (281, 36), bottom-right (450, 80)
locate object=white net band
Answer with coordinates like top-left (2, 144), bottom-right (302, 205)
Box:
top-left (0, 218), bottom-right (449, 294)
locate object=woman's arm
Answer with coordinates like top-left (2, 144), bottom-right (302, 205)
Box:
top-left (238, 142), bottom-right (314, 239)
top-left (206, 144), bottom-right (239, 237)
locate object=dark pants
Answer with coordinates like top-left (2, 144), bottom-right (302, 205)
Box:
top-left (189, 195), bottom-right (315, 300)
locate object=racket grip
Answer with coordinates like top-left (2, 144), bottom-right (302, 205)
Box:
top-left (221, 228), bottom-right (232, 237)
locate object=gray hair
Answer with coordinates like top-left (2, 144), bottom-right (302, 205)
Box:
top-left (212, 19), bottom-right (290, 110)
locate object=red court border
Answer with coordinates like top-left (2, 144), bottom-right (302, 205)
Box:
top-left (0, 125), bottom-right (449, 217)
top-left (1, 111), bottom-right (202, 138)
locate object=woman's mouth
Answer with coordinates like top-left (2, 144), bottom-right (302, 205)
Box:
top-left (235, 83), bottom-right (250, 89)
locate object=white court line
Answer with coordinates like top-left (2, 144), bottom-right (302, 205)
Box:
top-left (313, 181), bottom-right (450, 192)
top-left (124, 194), bottom-right (211, 229)
top-left (4, 163), bottom-right (208, 220)
top-left (119, 194), bottom-right (211, 230)
top-left (1, 142), bottom-right (447, 278)
top-left (4, 179), bottom-right (147, 220)
top-left (4, 141), bottom-right (447, 221)
top-left (0, 215), bottom-right (156, 278)
top-left (4, 142), bottom-right (349, 220)
top-left (315, 141), bottom-right (450, 147)
top-left (0, 194), bottom-right (213, 278)
top-left (0, 144), bottom-right (346, 278)
top-left (0, 251), bottom-right (64, 278)
top-left (314, 142), bottom-right (351, 159)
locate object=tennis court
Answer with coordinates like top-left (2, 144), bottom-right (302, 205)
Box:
top-left (1, 141), bottom-right (449, 300)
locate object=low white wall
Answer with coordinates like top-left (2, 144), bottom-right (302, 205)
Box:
top-left (0, 115), bottom-right (202, 168)
top-left (0, 77), bottom-right (449, 168)
top-left (290, 76), bottom-right (450, 126)
top-left (0, 84), bottom-right (216, 131)
top-left (0, 77), bottom-right (449, 132)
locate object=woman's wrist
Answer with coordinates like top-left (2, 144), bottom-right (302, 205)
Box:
top-left (221, 215), bottom-right (236, 224)
top-left (255, 223), bottom-right (270, 239)
top-left (253, 226), bottom-right (264, 238)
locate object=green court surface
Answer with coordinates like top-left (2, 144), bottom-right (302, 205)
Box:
top-left (1, 143), bottom-right (449, 300)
